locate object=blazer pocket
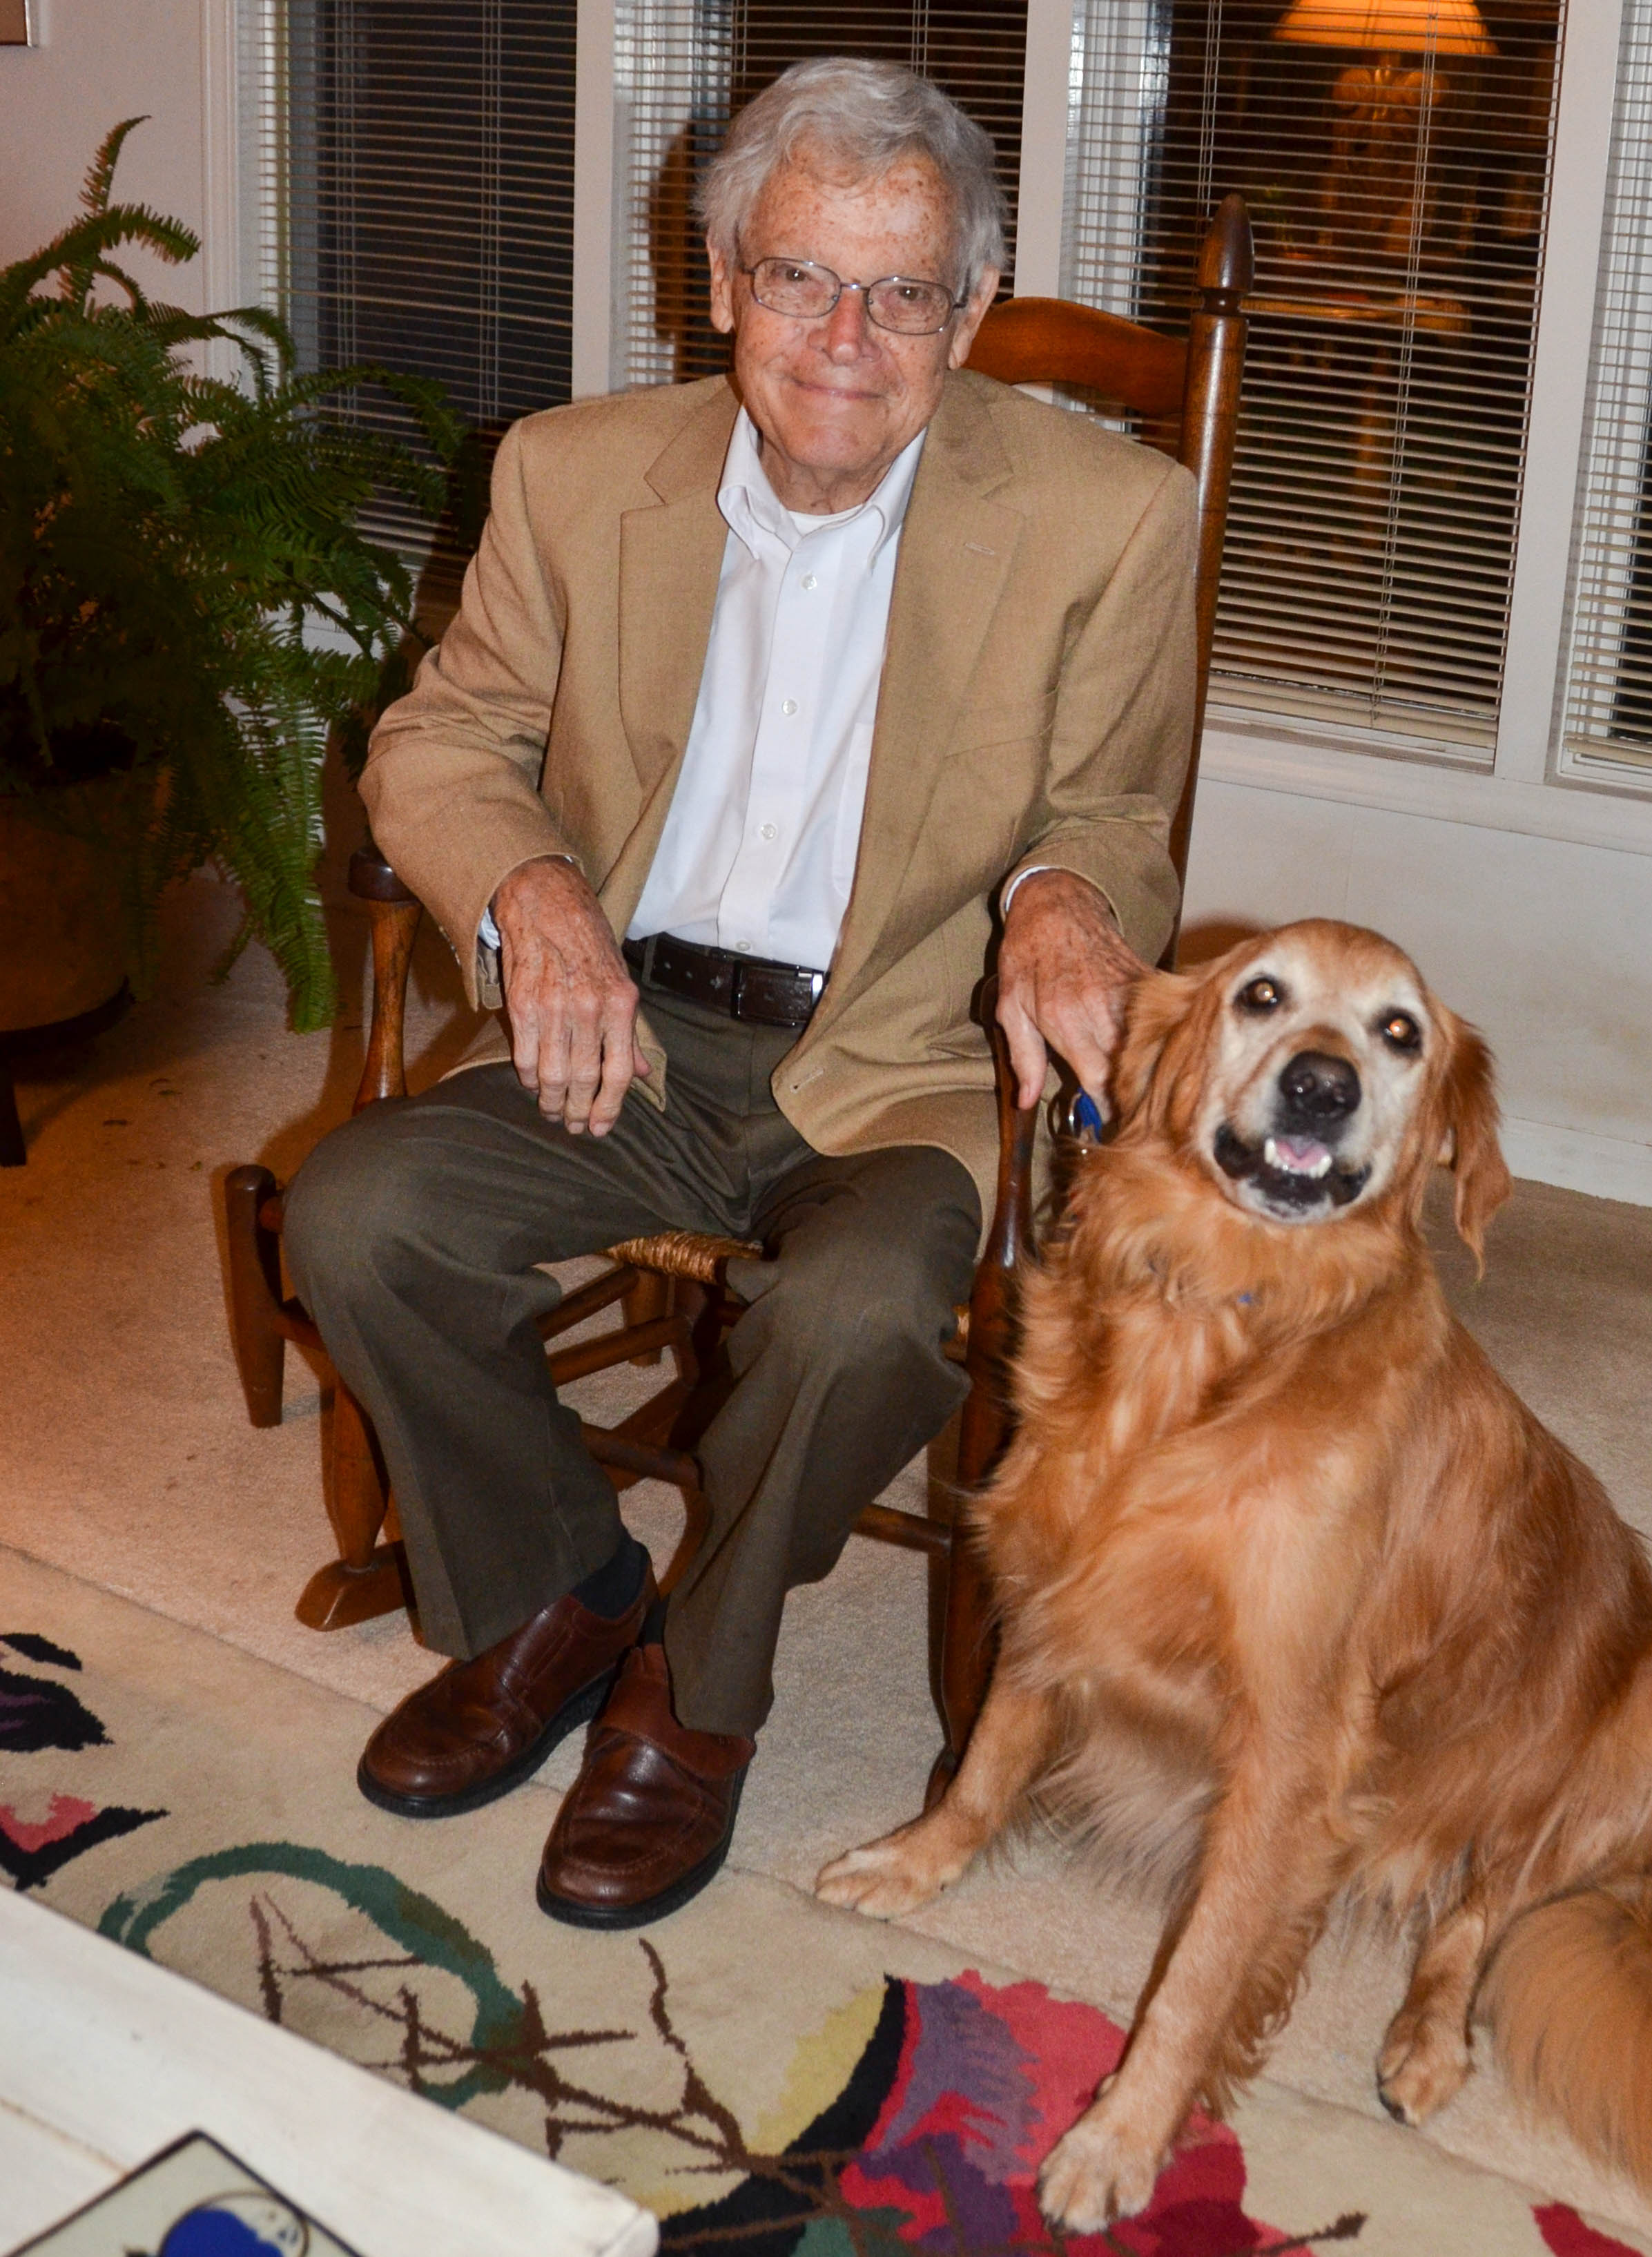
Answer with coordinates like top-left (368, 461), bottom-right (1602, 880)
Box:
top-left (944, 687), bottom-right (1058, 759)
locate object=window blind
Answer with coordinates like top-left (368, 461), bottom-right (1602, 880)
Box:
top-left (1067, 0), bottom-right (1564, 758)
top-left (1559, 0), bottom-right (1652, 776)
top-left (261, 0), bottom-right (576, 588)
top-left (614, 0), bottom-right (1029, 391)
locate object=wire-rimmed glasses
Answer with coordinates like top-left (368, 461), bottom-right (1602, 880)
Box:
top-left (741, 257), bottom-right (966, 336)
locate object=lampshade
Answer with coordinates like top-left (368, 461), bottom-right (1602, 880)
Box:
top-left (1272, 0), bottom-right (1495, 54)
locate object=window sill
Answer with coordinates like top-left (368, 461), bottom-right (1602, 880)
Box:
top-left (1198, 721), bottom-right (1652, 860)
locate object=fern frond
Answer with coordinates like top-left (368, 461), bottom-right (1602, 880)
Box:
top-left (80, 119), bottom-right (150, 220)
top-left (0, 209), bottom-right (197, 334)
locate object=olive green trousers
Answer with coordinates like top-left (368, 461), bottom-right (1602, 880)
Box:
top-left (284, 988), bottom-right (979, 1736)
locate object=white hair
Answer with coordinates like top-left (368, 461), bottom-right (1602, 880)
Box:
top-left (698, 55), bottom-right (1008, 298)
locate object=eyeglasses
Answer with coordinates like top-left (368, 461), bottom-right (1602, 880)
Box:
top-left (741, 257), bottom-right (965, 336)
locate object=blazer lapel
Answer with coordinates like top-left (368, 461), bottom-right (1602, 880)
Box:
top-left (809, 375), bottom-right (1024, 1031)
top-left (616, 383), bottom-right (739, 800)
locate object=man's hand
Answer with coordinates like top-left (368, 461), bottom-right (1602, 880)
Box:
top-left (492, 857), bottom-right (650, 1136)
top-left (995, 868), bottom-right (1149, 1115)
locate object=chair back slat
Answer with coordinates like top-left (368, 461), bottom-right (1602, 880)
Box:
top-left (964, 193), bottom-right (1253, 902)
top-left (965, 298), bottom-right (1187, 417)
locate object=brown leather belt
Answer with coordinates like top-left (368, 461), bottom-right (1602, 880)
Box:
top-left (624, 933), bottom-right (826, 1029)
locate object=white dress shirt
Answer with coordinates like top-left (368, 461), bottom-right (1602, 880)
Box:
top-left (625, 408), bottom-right (925, 973)
top-left (479, 406), bottom-right (1054, 967)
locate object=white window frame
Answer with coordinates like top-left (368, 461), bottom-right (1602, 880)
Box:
top-left (1548, 0), bottom-right (1652, 794)
top-left (202, 0), bottom-right (259, 378)
top-left (572, 0), bottom-right (621, 397)
top-left (1021, 0), bottom-right (1652, 860)
top-left (1496, 0), bottom-right (1629, 796)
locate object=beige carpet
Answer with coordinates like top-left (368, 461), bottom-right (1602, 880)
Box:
top-left (6, 861), bottom-right (1652, 2239)
top-left (7, 1541), bottom-right (1625, 2256)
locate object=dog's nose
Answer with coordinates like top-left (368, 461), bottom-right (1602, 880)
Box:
top-left (1279, 1050), bottom-right (1361, 1121)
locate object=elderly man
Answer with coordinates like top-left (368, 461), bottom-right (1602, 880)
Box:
top-left (285, 55), bottom-right (1196, 1928)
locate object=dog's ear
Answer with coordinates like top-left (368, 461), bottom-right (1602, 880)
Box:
top-left (1111, 968), bottom-right (1198, 1127)
top-left (1434, 1009), bottom-right (1511, 1268)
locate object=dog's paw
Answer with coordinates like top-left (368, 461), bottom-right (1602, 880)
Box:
top-left (1037, 2107), bottom-right (1163, 2231)
top-left (1376, 2014), bottom-right (1473, 2127)
top-left (815, 1826), bottom-right (959, 1919)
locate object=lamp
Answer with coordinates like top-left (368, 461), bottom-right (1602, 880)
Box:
top-left (1273, 0), bottom-right (1495, 269)
top-left (1272, 0), bottom-right (1494, 54)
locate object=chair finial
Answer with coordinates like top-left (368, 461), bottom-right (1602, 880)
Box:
top-left (349, 838), bottom-right (418, 906)
top-left (1198, 194), bottom-right (1256, 304)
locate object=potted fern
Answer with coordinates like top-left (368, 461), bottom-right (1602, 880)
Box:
top-left (0, 119), bottom-right (460, 1038)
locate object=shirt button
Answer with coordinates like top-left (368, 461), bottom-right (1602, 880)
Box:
top-left (760, 822), bottom-right (778, 841)
top-left (735, 940), bottom-right (752, 953)
top-left (801, 574), bottom-right (817, 592)
top-left (781, 698), bottom-right (798, 717)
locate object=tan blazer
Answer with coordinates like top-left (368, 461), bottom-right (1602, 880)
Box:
top-left (361, 369), bottom-right (1198, 1231)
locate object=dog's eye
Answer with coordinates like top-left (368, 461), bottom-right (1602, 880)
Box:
top-left (1380, 1011), bottom-right (1421, 1053)
top-left (1235, 976), bottom-right (1283, 1014)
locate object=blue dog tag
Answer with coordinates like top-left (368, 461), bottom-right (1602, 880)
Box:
top-left (1071, 1089), bottom-right (1107, 1141)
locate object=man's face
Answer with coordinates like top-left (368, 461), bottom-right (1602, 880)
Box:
top-left (707, 153), bottom-right (999, 512)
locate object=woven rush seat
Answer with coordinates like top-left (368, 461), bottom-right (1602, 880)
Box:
top-left (607, 1227), bottom-right (971, 1355)
top-left (605, 1230), bottom-right (763, 1285)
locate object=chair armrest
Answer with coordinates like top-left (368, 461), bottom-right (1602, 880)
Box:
top-left (347, 843), bottom-right (422, 1114)
top-left (973, 973), bottom-right (1038, 1281)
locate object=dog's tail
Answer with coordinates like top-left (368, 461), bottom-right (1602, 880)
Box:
top-left (1481, 1878), bottom-right (1652, 2188)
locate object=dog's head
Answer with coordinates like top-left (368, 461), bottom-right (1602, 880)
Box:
top-left (1114, 920), bottom-right (1510, 1259)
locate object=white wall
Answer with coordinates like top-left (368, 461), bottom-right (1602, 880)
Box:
top-left (6, 1), bottom-right (1650, 1205)
top-left (1183, 766), bottom-right (1652, 1205)
top-left (0, 1), bottom-right (223, 302)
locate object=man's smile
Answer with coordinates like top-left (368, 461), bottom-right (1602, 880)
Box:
top-left (781, 372), bottom-right (890, 404)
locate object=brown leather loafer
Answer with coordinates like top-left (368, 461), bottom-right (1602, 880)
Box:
top-left (358, 1567), bottom-right (656, 1819)
top-left (536, 1643), bottom-right (753, 1928)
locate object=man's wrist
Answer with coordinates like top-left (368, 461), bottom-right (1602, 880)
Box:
top-left (1000, 863), bottom-right (1053, 917)
top-left (1002, 864), bottom-right (1117, 927)
top-left (481, 853), bottom-right (579, 948)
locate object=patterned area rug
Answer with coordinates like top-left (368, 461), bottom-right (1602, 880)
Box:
top-left (2, 1543), bottom-right (1646, 2257)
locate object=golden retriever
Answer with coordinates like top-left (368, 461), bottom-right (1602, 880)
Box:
top-left (818, 917), bottom-right (1652, 2229)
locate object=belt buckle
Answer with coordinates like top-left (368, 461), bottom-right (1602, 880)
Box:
top-left (730, 960), bottom-right (763, 1021)
top-left (730, 962), bottom-right (824, 1027)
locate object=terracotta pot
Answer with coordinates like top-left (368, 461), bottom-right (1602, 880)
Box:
top-left (0, 783), bottom-right (129, 1034)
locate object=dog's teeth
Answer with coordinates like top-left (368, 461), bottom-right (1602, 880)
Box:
top-left (1265, 1136), bottom-right (1334, 1179)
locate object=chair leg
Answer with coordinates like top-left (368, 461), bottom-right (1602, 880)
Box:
top-left (328, 1379), bottom-right (391, 1567)
top-left (622, 1271), bottom-right (672, 1365)
top-left (0, 1058), bottom-right (25, 1167)
top-left (296, 1379), bottom-right (409, 1631)
top-left (659, 1479), bottom-right (712, 1597)
top-left (927, 1341), bottom-right (1016, 1800)
top-left (224, 1164), bottom-right (287, 1427)
top-left (931, 1529), bottom-right (996, 1807)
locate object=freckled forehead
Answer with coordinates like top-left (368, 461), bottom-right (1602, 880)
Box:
top-left (1227, 930), bottom-right (1428, 1017)
top-left (748, 155), bottom-right (956, 272)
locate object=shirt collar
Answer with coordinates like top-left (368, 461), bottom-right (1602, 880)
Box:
top-left (717, 407), bottom-right (925, 566)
